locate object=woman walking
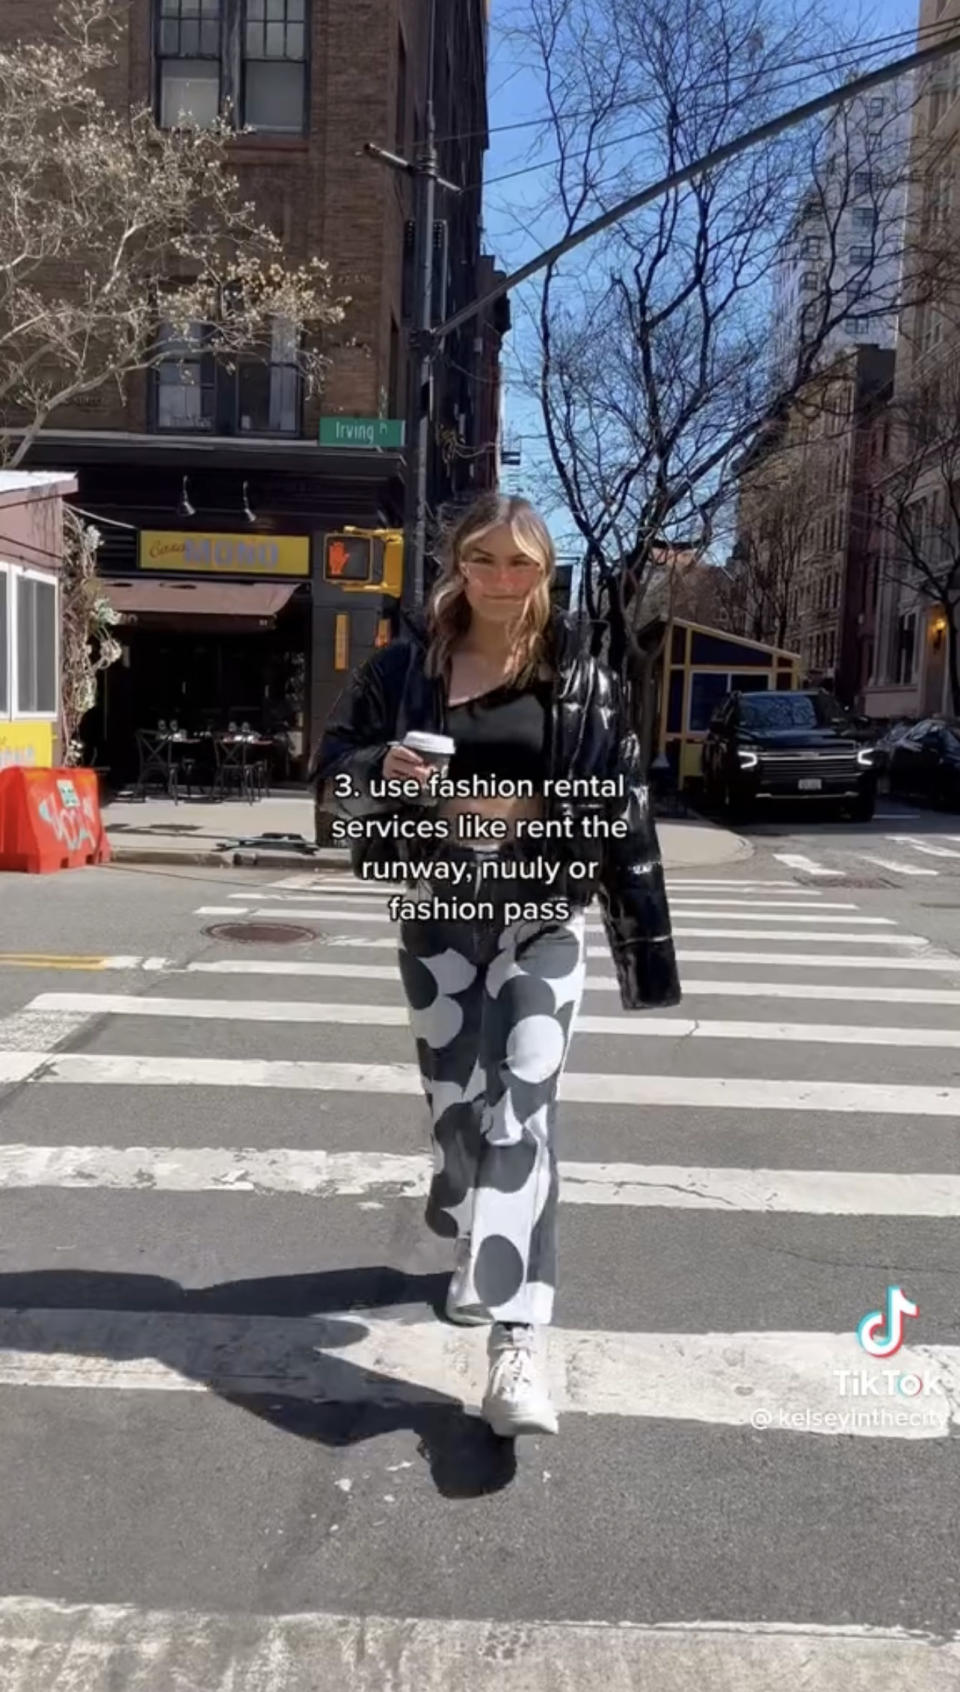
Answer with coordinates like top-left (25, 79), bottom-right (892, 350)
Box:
top-left (312, 493), bottom-right (680, 1439)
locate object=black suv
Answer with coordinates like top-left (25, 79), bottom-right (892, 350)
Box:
top-left (702, 689), bottom-right (878, 822)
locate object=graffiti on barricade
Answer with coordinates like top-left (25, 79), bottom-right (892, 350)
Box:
top-left (36, 781), bottom-right (98, 853)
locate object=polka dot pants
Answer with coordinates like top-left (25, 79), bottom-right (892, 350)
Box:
top-left (398, 908), bottom-right (587, 1326)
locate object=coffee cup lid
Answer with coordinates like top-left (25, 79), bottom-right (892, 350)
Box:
top-left (403, 731), bottom-right (456, 756)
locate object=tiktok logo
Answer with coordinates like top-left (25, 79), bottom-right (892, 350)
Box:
top-left (857, 1286), bottom-right (919, 1358)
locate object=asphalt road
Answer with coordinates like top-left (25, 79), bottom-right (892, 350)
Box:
top-left (0, 801), bottom-right (959, 1689)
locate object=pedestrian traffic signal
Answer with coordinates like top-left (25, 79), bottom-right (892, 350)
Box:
top-left (323, 534), bottom-right (372, 583)
top-left (322, 530), bottom-right (404, 597)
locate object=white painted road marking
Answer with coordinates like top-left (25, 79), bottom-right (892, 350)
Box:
top-left (886, 835), bottom-right (960, 859)
top-left (0, 1310), bottom-right (954, 1438)
top-left (1, 1600), bottom-right (959, 1692)
top-left (6, 1052), bottom-right (960, 1113)
top-left (218, 901), bottom-right (895, 925)
top-left (0, 1009), bottom-right (91, 1052)
top-left (773, 854), bottom-right (842, 877)
top-left (193, 910), bottom-right (928, 945)
top-left (27, 993), bottom-right (960, 1051)
top-left (235, 893), bottom-right (853, 912)
top-left (3, 1144), bottom-right (960, 1215)
top-left (857, 855), bottom-right (939, 878)
top-left (177, 947), bottom-right (960, 974)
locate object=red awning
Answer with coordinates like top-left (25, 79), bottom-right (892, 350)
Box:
top-left (102, 578), bottom-right (300, 626)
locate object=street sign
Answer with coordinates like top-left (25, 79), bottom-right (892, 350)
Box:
top-left (323, 534), bottom-right (373, 583)
top-left (319, 417), bottom-right (406, 450)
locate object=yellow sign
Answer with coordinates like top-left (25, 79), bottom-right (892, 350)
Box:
top-left (0, 720), bottom-right (54, 770)
top-left (139, 531), bottom-right (310, 576)
top-left (334, 613), bottom-right (350, 671)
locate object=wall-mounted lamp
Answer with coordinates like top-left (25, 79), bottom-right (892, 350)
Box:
top-left (931, 612), bottom-right (948, 652)
top-left (177, 474), bottom-right (195, 518)
top-left (242, 480), bottom-right (257, 524)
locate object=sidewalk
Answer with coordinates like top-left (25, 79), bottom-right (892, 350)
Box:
top-left (103, 794), bottom-right (753, 870)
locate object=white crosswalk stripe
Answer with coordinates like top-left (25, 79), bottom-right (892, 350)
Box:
top-left (0, 1308), bottom-right (954, 1437)
top-left (1, 1143), bottom-right (958, 1214)
top-left (1, 1599), bottom-right (957, 1691)
top-left (196, 906), bottom-right (926, 944)
top-left (25, 992), bottom-right (960, 1049)
top-left (2, 861), bottom-right (960, 1678)
top-left (857, 855), bottom-right (939, 878)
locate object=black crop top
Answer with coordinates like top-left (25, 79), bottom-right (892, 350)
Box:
top-left (446, 678), bottom-right (551, 787)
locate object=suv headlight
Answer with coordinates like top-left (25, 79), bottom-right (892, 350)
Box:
top-left (737, 749), bottom-right (759, 770)
top-left (857, 747), bottom-right (876, 767)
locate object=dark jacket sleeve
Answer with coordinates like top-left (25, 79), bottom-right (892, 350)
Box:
top-left (308, 643), bottom-right (409, 819)
top-left (595, 672), bottom-right (682, 1012)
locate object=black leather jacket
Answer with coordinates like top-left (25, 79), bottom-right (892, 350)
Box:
top-left (310, 609), bottom-right (681, 1011)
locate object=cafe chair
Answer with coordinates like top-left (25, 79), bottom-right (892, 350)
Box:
top-left (132, 729), bottom-right (175, 801)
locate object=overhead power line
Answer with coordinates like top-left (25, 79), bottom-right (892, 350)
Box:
top-left (438, 26), bottom-right (960, 344)
top-left (436, 15), bottom-right (952, 151)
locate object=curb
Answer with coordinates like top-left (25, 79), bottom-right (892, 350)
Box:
top-left (108, 845), bottom-right (349, 870)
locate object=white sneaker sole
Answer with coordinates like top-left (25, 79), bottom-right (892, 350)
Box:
top-left (481, 1399), bottom-right (559, 1438)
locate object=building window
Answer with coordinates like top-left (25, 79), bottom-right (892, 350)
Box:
top-left (15, 574), bottom-right (58, 716)
top-left (852, 207), bottom-right (877, 231)
top-left (243, 0), bottom-right (308, 132)
top-left (155, 320), bottom-right (216, 429)
top-left (154, 313), bottom-right (300, 434)
top-left (848, 245), bottom-right (871, 266)
top-left (868, 96), bottom-right (884, 117)
top-left (158, 0), bottom-right (222, 128)
top-left (853, 170), bottom-right (871, 196)
top-left (895, 610), bottom-right (917, 685)
top-left (800, 270), bottom-right (818, 291)
top-left (801, 236), bottom-right (822, 257)
top-left (235, 316), bottom-right (300, 431)
top-left (156, 0), bottom-right (308, 133)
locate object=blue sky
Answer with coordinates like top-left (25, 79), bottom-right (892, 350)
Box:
top-left (480, 0), bottom-right (920, 531)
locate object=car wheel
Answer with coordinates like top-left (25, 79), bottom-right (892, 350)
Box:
top-left (849, 794), bottom-right (875, 823)
top-left (723, 781), bottom-right (750, 824)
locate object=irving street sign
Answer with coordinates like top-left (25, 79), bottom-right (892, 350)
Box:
top-left (318, 417), bottom-right (406, 450)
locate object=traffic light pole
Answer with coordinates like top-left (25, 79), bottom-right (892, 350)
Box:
top-left (363, 0), bottom-right (454, 612)
top-left (408, 0), bottom-right (439, 615)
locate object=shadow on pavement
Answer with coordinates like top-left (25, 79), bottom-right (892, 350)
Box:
top-left (0, 1264), bottom-right (517, 1499)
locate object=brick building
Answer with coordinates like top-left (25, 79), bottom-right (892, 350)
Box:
top-left (732, 346), bottom-right (895, 707)
top-left (1, 0), bottom-right (505, 777)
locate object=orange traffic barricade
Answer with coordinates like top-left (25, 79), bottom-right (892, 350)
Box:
top-left (0, 768), bottom-right (111, 873)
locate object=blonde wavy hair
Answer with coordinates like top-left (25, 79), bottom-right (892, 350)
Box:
top-left (425, 493), bottom-right (556, 686)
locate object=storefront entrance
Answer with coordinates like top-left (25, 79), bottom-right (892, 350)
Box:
top-left (89, 593), bottom-right (309, 785)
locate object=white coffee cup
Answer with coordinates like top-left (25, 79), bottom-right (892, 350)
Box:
top-left (401, 730), bottom-right (455, 799)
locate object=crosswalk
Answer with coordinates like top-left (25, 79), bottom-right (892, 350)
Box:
top-left (1, 865), bottom-right (959, 1683)
top-left (773, 830), bottom-right (960, 880)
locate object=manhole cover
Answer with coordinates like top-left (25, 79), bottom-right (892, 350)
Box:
top-left (203, 922), bottom-right (318, 945)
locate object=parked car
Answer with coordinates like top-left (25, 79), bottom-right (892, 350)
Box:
top-left (702, 689), bottom-right (878, 822)
top-left (887, 718), bottom-right (960, 809)
top-left (871, 717), bottom-right (918, 781)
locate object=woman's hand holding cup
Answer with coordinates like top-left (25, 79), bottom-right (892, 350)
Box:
top-left (382, 732), bottom-right (456, 803)
top-left (383, 742), bottom-right (432, 787)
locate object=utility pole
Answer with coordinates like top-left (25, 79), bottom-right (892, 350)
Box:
top-left (363, 0), bottom-right (458, 613)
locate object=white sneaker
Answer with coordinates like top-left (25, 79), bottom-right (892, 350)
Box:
top-left (481, 1325), bottom-right (558, 1437)
top-left (445, 1236), bottom-right (491, 1327)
